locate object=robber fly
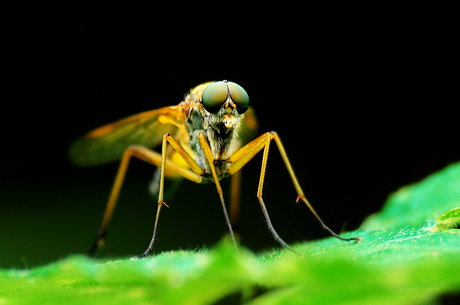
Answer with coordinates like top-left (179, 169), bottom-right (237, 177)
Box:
top-left (69, 80), bottom-right (360, 257)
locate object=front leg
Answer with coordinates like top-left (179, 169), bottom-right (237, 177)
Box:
top-left (197, 133), bottom-right (238, 249)
top-left (140, 133), bottom-right (207, 257)
top-left (226, 132), bottom-right (295, 251)
top-left (225, 132), bottom-right (360, 251)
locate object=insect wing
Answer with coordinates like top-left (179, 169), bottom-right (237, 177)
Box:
top-left (68, 106), bottom-right (188, 167)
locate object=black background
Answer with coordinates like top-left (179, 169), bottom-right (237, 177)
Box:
top-left (1, 1), bottom-right (459, 268)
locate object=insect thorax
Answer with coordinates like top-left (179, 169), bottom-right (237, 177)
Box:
top-left (185, 105), bottom-right (243, 178)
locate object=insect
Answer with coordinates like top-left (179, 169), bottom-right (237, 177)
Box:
top-left (69, 80), bottom-right (360, 257)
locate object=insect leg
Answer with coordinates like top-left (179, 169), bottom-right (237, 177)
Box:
top-left (140, 133), bottom-right (206, 257)
top-left (229, 169), bottom-right (242, 238)
top-left (89, 141), bottom-right (203, 256)
top-left (226, 132), bottom-right (360, 251)
top-left (226, 132), bottom-right (295, 251)
top-left (89, 146), bottom-right (138, 256)
top-left (198, 133), bottom-right (238, 249)
top-left (270, 131), bottom-right (360, 242)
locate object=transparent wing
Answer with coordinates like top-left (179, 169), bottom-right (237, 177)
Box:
top-left (68, 106), bottom-right (189, 167)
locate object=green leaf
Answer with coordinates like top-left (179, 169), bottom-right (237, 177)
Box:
top-left (1, 162), bottom-right (459, 304)
top-left (360, 162), bottom-right (460, 231)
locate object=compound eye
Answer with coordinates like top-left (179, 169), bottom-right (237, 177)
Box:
top-left (227, 82), bottom-right (250, 113)
top-left (201, 81), bottom-right (228, 113)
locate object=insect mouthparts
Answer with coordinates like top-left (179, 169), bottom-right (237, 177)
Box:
top-left (222, 114), bottom-right (236, 129)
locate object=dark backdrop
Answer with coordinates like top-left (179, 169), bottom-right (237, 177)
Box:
top-left (1, 2), bottom-right (459, 268)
